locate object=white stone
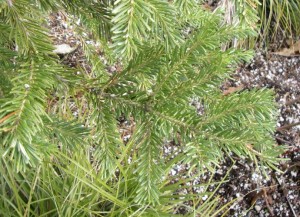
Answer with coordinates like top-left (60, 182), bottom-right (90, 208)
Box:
top-left (291, 171), bottom-right (297, 177)
top-left (202, 195), bottom-right (208, 201)
top-left (53, 44), bottom-right (76, 55)
top-left (254, 205), bottom-right (261, 212)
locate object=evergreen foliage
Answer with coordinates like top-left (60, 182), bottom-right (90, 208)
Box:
top-left (220, 0), bottom-right (300, 47)
top-left (0, 0), bottom-right (284, 215)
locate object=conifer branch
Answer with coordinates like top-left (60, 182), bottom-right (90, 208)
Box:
top-left (89, 100), bottom-right (123, 179)
top-left (4, 2), bottom-right (53, 54)
top-left (111, 0), bottom-right (180, 59)
top-left (0, 57), bottom-right (67, 169)
top-left (134, 122), bottom-right (163, 205)
top-left (0, 1), bottom-right (285, 215)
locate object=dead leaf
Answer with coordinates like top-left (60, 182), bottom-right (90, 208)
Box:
top-left (223, 84), bottom-right (244, 96)
top-left (273, 40), bottom-right (300, 56)
top-left (202, 3), bottom-right (213, 11)
top-left (263, 188), bottom-right (274, 216)
top-left (250, 190), bottom-right (264, 206)
top-left (267, 195), bottom-right (274, 205)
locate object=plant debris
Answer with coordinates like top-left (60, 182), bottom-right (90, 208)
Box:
top-left (273, 39), bottom-right (300, 57)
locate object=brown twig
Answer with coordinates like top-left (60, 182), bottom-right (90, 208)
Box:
top-left (282, 147), bottom-right (300, 156)
top-left (276, 121), bottom-right (300, 132)
top-left (284, 162), bottom-right (300, 173)
top-left (274, 176), bottom-right (298, 217)
top-left (262, 188), bottom-right (274, 216)
top-left (274, 136), bottom-right (294, 145)
top-left (285, 95), bottom-right (300, 106)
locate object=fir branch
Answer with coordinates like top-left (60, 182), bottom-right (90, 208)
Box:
top-left (0, 70), bottom-right (13, 97)
top-left (89, 100), bottom-right (123, 179)
top-left (0, 1), bottom-right (286, 215)
top-left (199, 89), bottom-right (277, 130)
top-left (111, 0), bottom-right (181, 60)
top-left (0, 57), bottom-right (65, 169)
top-left (133, 122), bottom-right (164, 205)
top-left (4, 1), bottom-right (53, 54)
top-left (173, 0), bottom-right (199, 16)
top-left (63, 0), bottom-right (112, 40)
top-left (43, 117), bottom-right (89, 151)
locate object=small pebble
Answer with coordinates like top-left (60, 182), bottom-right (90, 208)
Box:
top-left (255, 205), bottom-right (262, 212)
